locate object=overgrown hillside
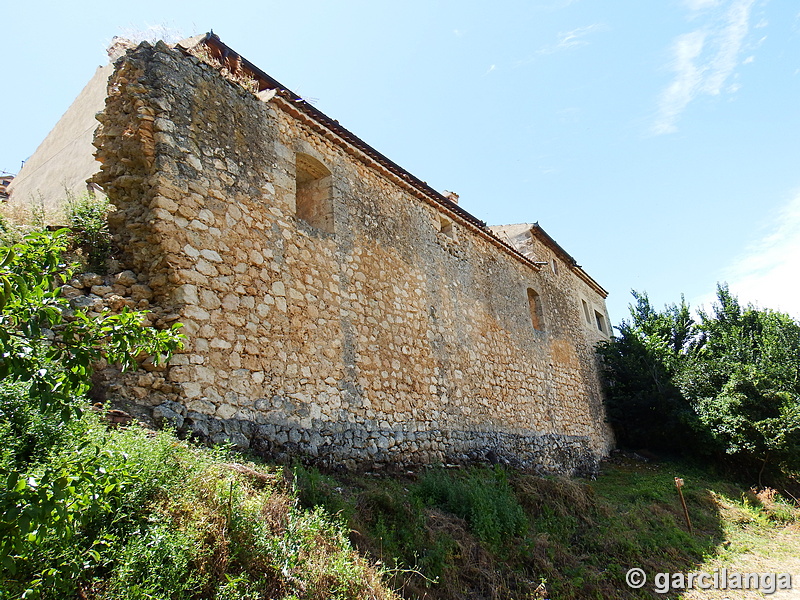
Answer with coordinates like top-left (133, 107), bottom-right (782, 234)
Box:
top-left (294, 456), bottom-right (799, 599)
top-left (1, 411), bottom-right (398, 599)
top-left (2, 223), bottom-right (798, 599)
top-left (4, 407), bottom-right (798, 599)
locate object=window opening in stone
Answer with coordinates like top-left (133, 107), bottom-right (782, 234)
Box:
top-left (527, 288), bottom-right (544, 331)
top-left (552, 259), bottom-right (559, 275)
top-left (439, 215), bottom-right (455, 239)
top-left (595, 310), bottom-right (608, 334)
top-left (295, 152), bottom-right (334, 233)
top-left (582, 299), bottom-right (591, 324)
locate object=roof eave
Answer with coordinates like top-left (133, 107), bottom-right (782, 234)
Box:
top-left (174, 33), bottom-right (551, 274)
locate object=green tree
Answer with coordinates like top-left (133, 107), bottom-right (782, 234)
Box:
top-left (679, 285), bottom-right (800, 482)
top-left (597, 291), bottom-right (699, 452)
top-left (0, 229), bottom-right (183, 593)
top-left (599, 285), bottom-right (800, 481)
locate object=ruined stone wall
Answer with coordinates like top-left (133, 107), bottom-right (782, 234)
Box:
top-left (93, 41), bottom-right (614, 474)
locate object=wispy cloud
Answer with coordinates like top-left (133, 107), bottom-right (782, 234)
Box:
top-left (513, 22), bottom-right (605, 68)
top-left (536, 23), bottom-right (606, 56)
top-left (697, 193), bottom-right (800, 318)
top-left (684, 0), bottom-right (721, 11)
top-left (703, 0), bottom-right (756, 94)
top-left (652, 0), bottom-right (757, 135)
top-left (653, 31), bottom-right (706, 135)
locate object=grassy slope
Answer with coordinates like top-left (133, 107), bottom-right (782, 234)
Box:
top-left (0, 416), bottom-right (399, 600)
top-left (4, 410), bottom-right (797, 599)
top-left (294, 456), bottom-right (799, 600)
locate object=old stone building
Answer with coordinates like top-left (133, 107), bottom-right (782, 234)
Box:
top-left (0, 173), bottom-right (13, 200)
top-left (15, 33), bottom-right (615, 473)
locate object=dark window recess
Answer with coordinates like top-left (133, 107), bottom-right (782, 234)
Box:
top-left (296, 152), bottom-right (334, 233)
top-left (595, 310), bottom-right (607, 334)
top-left (528, 288), bottom-right (545, 331)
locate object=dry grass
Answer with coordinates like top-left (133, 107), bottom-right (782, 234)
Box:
top-left (292, 460), bottom-right (800, 600)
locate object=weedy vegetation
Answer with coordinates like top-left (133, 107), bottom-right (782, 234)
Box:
top-left (1, 224), bottom-right (798, 599)
top-left (294, 458), bottom-right (799, 600)
top-left (64, 193), bottom-right (112, 272)
top-left (0, 228), bottom-right (397, 599)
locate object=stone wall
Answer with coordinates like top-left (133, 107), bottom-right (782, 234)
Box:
top-left (92, 40), bottom-right (614, 475)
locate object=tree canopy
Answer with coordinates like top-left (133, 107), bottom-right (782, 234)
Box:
top-left (599, 285), bottom-right (800, 482)
top-left (0, 229), bottom-right (183, 591)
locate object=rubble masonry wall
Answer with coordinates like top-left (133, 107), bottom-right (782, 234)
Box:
top-left (92, 42), bottom-right (614, 474)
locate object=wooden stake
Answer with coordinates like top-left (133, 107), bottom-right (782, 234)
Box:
top-left (227, 479), bottom-right (234, 531)
top-left (675, 477), bottom-right (693, 534)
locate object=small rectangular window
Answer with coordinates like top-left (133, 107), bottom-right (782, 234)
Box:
top-left (595, 310), bottom-right (607, 335)
top-left (528, 288), bottom-right (544, 331)
top-left (296, 152), bottom-right (334, 233)
top-left (582, 299), bottom-right (591, 324)
top-left (439, 215), bottom-right (455, 239)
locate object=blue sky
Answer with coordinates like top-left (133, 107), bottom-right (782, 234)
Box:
top-left (2, 0), bottom-right (799, 325)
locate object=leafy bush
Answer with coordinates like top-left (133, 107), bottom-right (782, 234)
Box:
top-left (416, 466), bottom-right (527, 551)
top-left (0, 229), bottom-right (183, 597)
top-left (0, 381), bottom-right (70, 471)
top-left (599, 285), bottom-right (800, 482)
top-left (65, 193), bottom-right (111, 271)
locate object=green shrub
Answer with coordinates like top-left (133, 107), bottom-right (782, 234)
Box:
top-left (416, 466), bottom-right (528, 551)
top-left (65, 193), bottom-right (111, 271)
top-left (600, 285), bottom-right (800, 482)
top-left (0, 229), bottom-right (183, 597)
top-left (105, 522), bottom-right (210, 599)
top-left (2, 418), bottom-right (141, 598)
top-left (0, 381), bottom-right (71, 471)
